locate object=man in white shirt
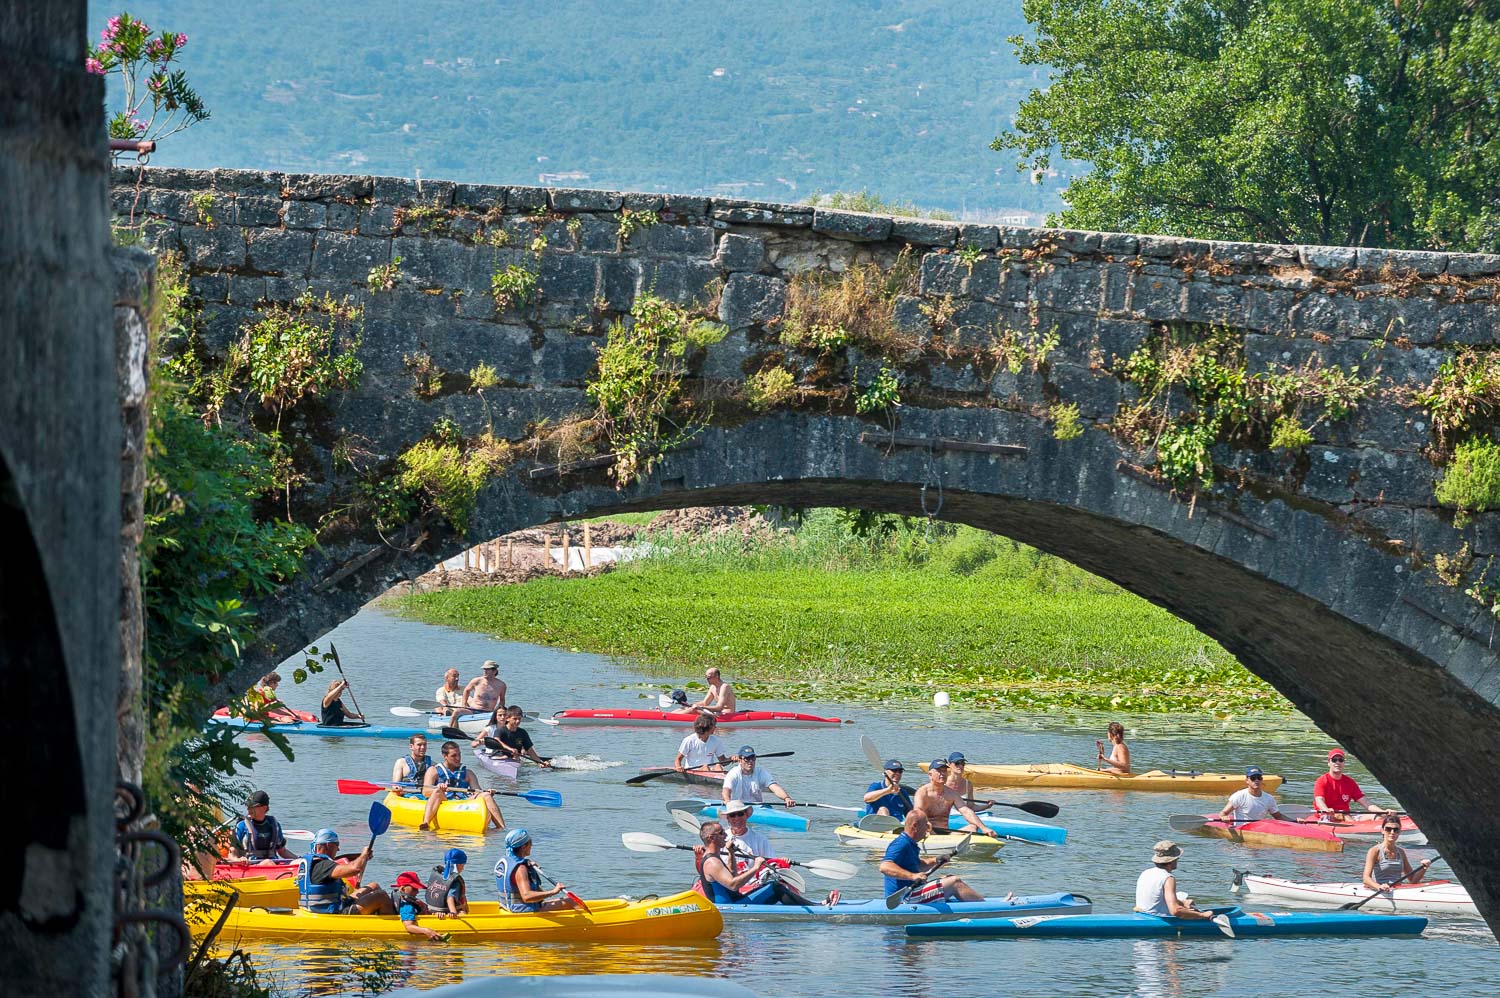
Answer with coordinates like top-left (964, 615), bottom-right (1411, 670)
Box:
top-left (721, 746), bottom-right (795, 808)
top-left (721, 800), bottom-right (773, 858)
top-left (1218, 766), bottom-right (1288, 822)
top-left (674, 714), bottom-right (728, 772)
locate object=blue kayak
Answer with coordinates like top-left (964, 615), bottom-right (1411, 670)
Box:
top-left (693, 801), bottom-right (810, 832)
top-left (206, 716), bottom-right (428, 740)
top-left (906, 906), bottom-right (1427, 939)
top-left (720, 891), bottom-right (1091, 924)
top-left (948, 811), bottom-right (1067, 845)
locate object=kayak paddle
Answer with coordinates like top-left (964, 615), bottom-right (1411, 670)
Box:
top-left (528, 861), bottom-right (591, 913)
top-left (622, 832), bottom-right (859, 881)
top-left (1339, 862), bottom-right (1431, 910)
top-left (860, 734), bottom-right (885, 772)
top-left (971, 799), bottom-right (1060, 819)
top-left (336, 779), bottom-right (563, 807)
top-left (625, 768), bottom-right (720, 786)
top-left (367, 799), bottom-right (392, 853)
top-left (883, 839), bottom-right (966, 909)
top-left (670, 808), bottom-right (705, 833)
top-left (329, 643), bottom-right (364, 720)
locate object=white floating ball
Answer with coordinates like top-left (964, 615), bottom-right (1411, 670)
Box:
top-left (933, 691), bottom-right (950, 707)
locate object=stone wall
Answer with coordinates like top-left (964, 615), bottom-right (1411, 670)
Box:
top-left (115, 166), bottom-right (1500, 935)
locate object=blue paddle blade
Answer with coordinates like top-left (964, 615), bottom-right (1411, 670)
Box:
top-left (519, 789), bottom-right (562, 807)
top-left (368, 800), bottom-right (392, 835)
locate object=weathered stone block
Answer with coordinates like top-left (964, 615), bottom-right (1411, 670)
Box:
top-left (948, 301), bottom-right (1002, 348)
top-left (188, 274), bottom-right (229, 303)
top-left (662, 194), bottom-right (710, 222)
top-left (1356, 248), bottom-right (1449, 276)
top-left (284, 201), bottom-right (327, 230)
top-left (622, 192), bottom-right (665, 212)
top-left (535, 330), bottom-right (602, 385)
top-left (423, 319), bottom-right (534, 380)
top-left (1446, 253), bottom-right (1500, 277)
top-left (538, 254), bottom-right (600, 303)
top-left (1299, 245), bottom-right (1358, 270)
top-left (550, 188), bottom-right (622, 212)
top-left (310, 232), bottom-right (390, 282)
top-left (1051, 361), bottom-right (1121, 418)
top-left (233, 196), bottom-right (282, 227)
top-left (920, 253), bottom-right (966, 296)
top-left (283, 173), bottom-right (374, 200)
top-left (1099, 233), bottom-right (1140, 255)
top-left (180, 224), bottom-right (245, 268)
top-left (711, 201), bottom-right (812, 226)
top-left (227, 276), bottom-right (267, 306)
top-left (699, 330), bottom-right (753, 381)
top-left (212, 169), bottom-right (283, 196)
top-left (1129, 273), bottom-right (1184, 321)
top-left (891, 218), bottom-right (958, 247)
top-left (1184, 278), bottom-right (1245, 325)
top-left (245, 228), bottom-right (315, 276)
top-left (965, 258), bottom-right (1007, 301)
top-left (1300, 447), bottom-right (1359, 503)
top-left (1355, 449), bottom-right (1436, 504)
top-left (325, 202), bottom-right (360, 231)
top-left (506, 186), bottom-right (550, 212)
top-left (390, 236), bottom-right (474, 289)
top-left (893, 295), bottom-right (929, 337)
top-left (719, 274), bottom-right (786, 328)
top-left (601, 258), bottom-right (640, 310)
top-left (958, 224), bottom-right (999, 250)
top-left (360, 204), bottom-right (399, 237)
top-left (716, 233), bottom-right (765, 272)
top-left (454, 184), bottom-right (507, 210)
top-left (1096, 318), bottom-right (1148, 363)
top-left (644, 224), bottom-right (714, 257)
top-left (1057, 230), bottom-right (1103, 254)
top-left (638, 260), bottom-right (717, 305)
top-left (1137, 234), bottom-right (1182, 258)
top-left (570, 217), bottom-right (618, 253)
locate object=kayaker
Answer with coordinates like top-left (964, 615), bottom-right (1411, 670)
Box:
top-left (1097, 722), bottom-right (1131, 774)
top-left (394, 871), bottom-right (451, 941)
top-left (320, 678), bottom-right (364, 726)
top-left (392, 733), bottom-right (434, 786)
top-left (298, 828), bottom-right (395, 914)
top-left (914, 759), bottom-right (1001, 840)
top-left (420, 741), bottom-right (507, 832)
top-left (721, 746), bottom-right (795, 809)
top-left (863, 759), bottom-right (915, 818)
top-left (1134, 840), bottom-right (1213, 920)
top-left (943, 752), bottom-right (978, 808)
top-left (675, 714), bottom-right (728, 772)
top-left (229, 790), bottom-right (296, 862)
top-left (722, 799), bottom-right (774, 858)
top-left (1218, 766), bottom-right (1288, 822)
top-left (691, 667), bottom-right (737, 716)
top-left (456, 660), bottom-right (506, 723)
top-left (1361, 816), bottom-right (1432, 892)
top-left (496, 828), bottom-right (572, 912)
top-left (248, 672), bottom-right (285, 717)
top-left (694, 821), bottom-right (808, 905)
top-left (878, 812), bottom-right (983, 902)
top-left (1315, 749), bottom-right (1390, 819)
top-left (426, 848), bottom-right (470, 915)
top-left (435, 668), bottom-right (466, 719)
top-left (482, 705), bottom-right (551, 768)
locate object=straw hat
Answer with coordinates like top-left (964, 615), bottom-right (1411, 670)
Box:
top-left (1151, 840), bottom-right (1183, 865)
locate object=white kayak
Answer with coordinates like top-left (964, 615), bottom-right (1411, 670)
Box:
top-left (1233, 872), bottom-right (1477, 916)
top-left (472, 751), bottom-right (521, 780)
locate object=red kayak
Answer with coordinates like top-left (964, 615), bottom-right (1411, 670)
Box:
top-left (1297, 814), bottom-right (1425, 844)
top-left (1199, 817), bottom-right (1345, 852)
top-left (212, 859), bottom-right (300, 880)
top-left (550, 708), bottom-right (844, 729)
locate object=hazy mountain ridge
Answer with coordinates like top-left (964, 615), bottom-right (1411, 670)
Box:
top-left (106, 0), bottom-right (1061, 217)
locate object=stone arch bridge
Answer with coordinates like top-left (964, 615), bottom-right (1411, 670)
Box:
top-left (119, 165), bottom-right (1500, 934)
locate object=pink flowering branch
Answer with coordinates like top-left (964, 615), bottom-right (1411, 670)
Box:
top-left (86, 11), bottom-right (208, 159)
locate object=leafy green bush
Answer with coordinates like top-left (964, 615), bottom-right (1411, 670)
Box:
top-left (855, 367), bottom-right (901, 414)
top-left (745, 365), bottom-right (796, 411)
top-left (1436, 437), bottom-right (1500, 524)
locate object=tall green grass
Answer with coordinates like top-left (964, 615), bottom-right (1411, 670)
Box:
top-left (396, 512), bottom-right (1288, 714)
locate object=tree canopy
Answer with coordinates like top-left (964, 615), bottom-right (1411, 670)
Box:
top-left (996, 0), bottom-right (1500, 250)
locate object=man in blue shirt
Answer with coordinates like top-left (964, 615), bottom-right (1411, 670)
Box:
top-left (863, 759), bottom-right (914, 817)
top-left (878, 813), bottom-right (983, 903)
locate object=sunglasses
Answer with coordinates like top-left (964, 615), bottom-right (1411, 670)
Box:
top-left (1330, 757), bottom-right (1345, 762)
top-left (1247, 776), bottom-right (1264, 782)
top-left (1382, 826), bottom-right (1402, 833)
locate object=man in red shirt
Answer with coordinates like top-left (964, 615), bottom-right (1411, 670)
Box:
top-left (1313, 748), bottom-right (1391, 818)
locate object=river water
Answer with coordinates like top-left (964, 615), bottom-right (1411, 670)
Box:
top-left (229, 607), bottom-right (1496, 996)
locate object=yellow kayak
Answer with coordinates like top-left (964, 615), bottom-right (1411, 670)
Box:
top-left (186, 876), bottom-right (298, 908)
top-left (921, 762), bottom-right (1283, 794)
top-left (833, 825), bottom-right (1004, 858)
top-left (188, 890), bottom-right (722, 943)
top-left (382, 790), bottom-right (492, 834)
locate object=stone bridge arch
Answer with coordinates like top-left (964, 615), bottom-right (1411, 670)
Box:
top-left (119, 166), bottom-right (1500, 935)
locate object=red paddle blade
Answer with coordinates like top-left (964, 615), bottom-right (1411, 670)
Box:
top-left (336, 779), bottom-right (386, 795)
top-left (564, 890), bottom-right (591, 913)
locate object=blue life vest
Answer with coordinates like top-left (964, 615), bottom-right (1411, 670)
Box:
top-left (297, 852), bottom-right (346, 913)
top-left (401, 754), bottom-right (432, 789)
top-left (235, 815), bottom-right (285, 859)
top-left (495, 850), bottom-right (542, 912)
top-left (435, 762), bottom-right (468, 788)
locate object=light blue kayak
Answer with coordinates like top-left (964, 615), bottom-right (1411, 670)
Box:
top-left (906, 906), bottom-right (1427, 939)
top-left (948, 811), bottom-right (1067, 845)
top-left (693, 801), bottom-right (810, 832)
top-left (720, 891), bottom-right (1091, 924)
top-left (206, 716), bottom-right (428, 740)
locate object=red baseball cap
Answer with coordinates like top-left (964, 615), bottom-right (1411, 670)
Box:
top-left (1328, 748), bottom-right (1346, 761)
top-left (394, 871), bottom-right (424, 889)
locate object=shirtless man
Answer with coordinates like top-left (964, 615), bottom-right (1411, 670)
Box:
top-left (456, 661), bottom-right (506, 723)
top-left (435, 669), bottom-right (465, 719)
top-left (692, 667), bottom-right (736, 716)
top-left (943, 751), bottom-right (977, 808)
top-left (914, 758), bottom-right (1001, 840)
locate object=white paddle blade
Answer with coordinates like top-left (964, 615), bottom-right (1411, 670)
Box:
top-left (776, 866), bottom-right (807, 893)
top-left (664, 798), bottom-right (707, 815)
top-left (952, 834), bottom-right (974, 857)
top-left (408, 699), bottom-right (444, 712)
top-left (621, 832), bottom-right (676, 852)
top-left (857, 814), bottom-right (903, 833)
top-left (1167, 814), bottom-right (1210, 833)
top-left (860, 735), bottom-right (884, 772)
top-left (801, 858), bottom-right (859, 880)
top-left (669, 809), bottom-right (704, 834)
top-left (389, 706), bottom-right (427, 718)
top-left (1277, 803), bottom-right (1313, 820)
top-left (283, 829), bottom-right (315, 841)
top-left (1212, 913), bottom-right (1237, 938)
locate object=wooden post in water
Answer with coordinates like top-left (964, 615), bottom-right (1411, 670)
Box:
top-left (583, 522), bottom-right (592, 570)
top-left (561, 527), bottom-right (571, 574)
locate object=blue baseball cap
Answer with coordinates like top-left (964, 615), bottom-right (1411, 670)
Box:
top-left (947, 751), bottom-right (966, 764)
top-left (314, 827), bottom-right (340, 845)
top-left (738, 745), bottom-right (756, 758)
top-left (884, 759), bottom-right (904, 771)
top-left (930, 757), bottom-right (950, 770)
top-left (1245, 766), bottom-right (1264, 779)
